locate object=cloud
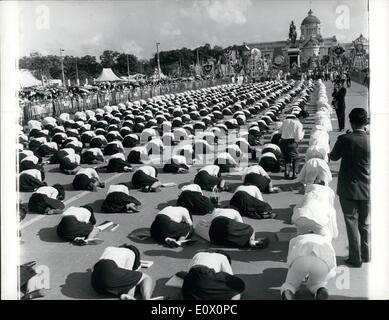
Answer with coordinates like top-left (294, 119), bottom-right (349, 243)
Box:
top-left (196, 0), bottom-right (252, 26)
top-left (122, 40), bottom-right (144, 57)
top-left (84, 33), bottom-right (103, 47)
top-left (160, 22), bottom-right (182, 39)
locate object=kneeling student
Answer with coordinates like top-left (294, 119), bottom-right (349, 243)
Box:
top-left (281, 234), bottom-right (336, 300)
top-left (150, 206), bottom-right (193, 248)
top-left (182, 250), bottom-right (245, 300)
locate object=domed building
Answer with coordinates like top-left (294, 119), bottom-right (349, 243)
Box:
top-left (300, 9), bottom-right (322, 40)
top-left (246, 9), bottom-right (348, 72)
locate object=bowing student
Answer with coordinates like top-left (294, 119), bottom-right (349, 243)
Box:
top-left (280, 234), bottom-right (337, 300)
top-left (176, 184), bottom-right (214, 216)
top-left (28, 184), bottom-right (65, 215)
top-left (292, 181), bottom-right (338, 241)
top-left (131, 165), bottom-right (161, 192)
top-left (182, 250), bottom-right (245, 300)
top-left (150, 206), bottom-right (194, 248)
top-left (101, 184), bottom-right (141, 213)
top-left (195, 208), bottom-right (269, 249)
top-left (242, 164), bottom-right (280, 193)
top-left (230, 185), bottom-right (275, 219)
top-left (162, 155), bottom-right (190, 174)
top-left (91, 245), bottom-right (160, 300)
top-left (72, 167), bottom-right (105, 191)
top-left (19, 169), bottom-right (46, 192)
top-left (56, 205), bottom-right (100, 244)
top-left (193, 165), bottom-right (228, 192)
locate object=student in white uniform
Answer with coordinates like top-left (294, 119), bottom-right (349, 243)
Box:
top-left (177, 184), bottom-right (215, 216)
top-left (91, 245), bottom-right (160, 300)
top-left (150, 206), bottom-right (194, 247)
top-left (72, 167), bottom-right (105, 191)
top-left (242, 165), bottom-right (280, 193)
top-left (280, 234), bottom-right (337, 300)
top-left (214, 152), bottom-right (238, 173)
top-left (182, 250), bottom-right (245, 300)
top-left (105, 153), bottom-right (133, 173)
top-left (298, 158), bottom-right (332, 186)
top-left (80, 147), bottom-right (105, 164)
top-left (194, 165), bottom-right (228, 191)
top-left (59, 152), bottom-right (81, 175)
top-left (101, 184), bottom-right (141, 213)
top-left (28, 184), bottom-right (65, 214)
top-left (195, 208), bottom-right (269, 249)
top-left (230, 185), bottom-right (275, 219)
top-left (131, 165), bottom-right (161, 192)
top-left (104, 140), bottom-right (125, 156)
top-left (163, 155), bottom-right (190, 174)
top-left (56, 205), bottom-right (100, 243)
top-left (127, 146), bottom-right (150, 164)
top-left (292, 182), bottom-right (338, 240)
top-left (19, 169), bottom-right (46, 192)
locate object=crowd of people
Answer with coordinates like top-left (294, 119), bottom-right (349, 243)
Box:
top-left (17, 76), bottom-right (369, 300)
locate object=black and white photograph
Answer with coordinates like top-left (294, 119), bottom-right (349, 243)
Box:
top-left (1, 0), bottom-right (388, 303)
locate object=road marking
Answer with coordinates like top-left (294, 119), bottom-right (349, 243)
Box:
top-left (20, 172), bottom-right (123, 229)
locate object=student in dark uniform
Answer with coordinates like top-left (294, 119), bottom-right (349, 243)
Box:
top-left (56, 206), bottom-right (100, 242)
top-left (28, 184), bottom-right (65, 214)
top-left (150, 206), bottom-right (193, 247)
top-left (176, 184), bottom-right (214, 216)
top-left (91, 245), bottom-right (158, 300)
top-left (101, 184), bottom-right (141, 213)
top-left (182, 250), bottom-right (245, 300)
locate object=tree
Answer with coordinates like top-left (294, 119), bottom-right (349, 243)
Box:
top-left (99, 50), bottom-right (120, 68)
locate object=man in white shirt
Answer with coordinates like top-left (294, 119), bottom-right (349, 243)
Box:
top-left (279, 112), bottom-right (306, 179)
top-left (194, 165), bottom-right (228, 191)
top-left (131, 166), bottom-right (161, 191)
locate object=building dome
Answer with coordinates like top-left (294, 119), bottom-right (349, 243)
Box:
top-left (301, 9), bottom-right (321, 25)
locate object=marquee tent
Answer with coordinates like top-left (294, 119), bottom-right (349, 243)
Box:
top-left (19, 69), bottom-right (42, 88)
top-left (95, 68), bottom-right (122, 82)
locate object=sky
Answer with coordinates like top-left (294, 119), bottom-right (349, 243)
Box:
top-left (18, 0), bottom-right (369, 60)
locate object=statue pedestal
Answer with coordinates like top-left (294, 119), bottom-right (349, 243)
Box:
top-left (287, 48), bottom-right (301, 73)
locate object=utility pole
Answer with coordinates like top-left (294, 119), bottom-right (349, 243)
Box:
top-left (127, 54), bottom-right (130, 82)
top-left (156, 42), bottom-right (161, 79)
top-left (75, 57), bottom-right (80, 86)
top-left (60, 48), bottom-right (66, 87)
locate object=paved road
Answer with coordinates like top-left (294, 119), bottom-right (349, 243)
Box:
top-left (20, 81), bottom-right (369, 300)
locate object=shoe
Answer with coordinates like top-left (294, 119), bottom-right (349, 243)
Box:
top-left (362, 257), bottom-right (370, 263)
top-left (166, 238), bottom-right (181, 248)
top-left (252, 237), bottom-right (269, 249)
top-left (344, 258), bottom-right (362, 268)
top-left (281, 290), bottom-right (295, 300)
top-left (316, 287), bottom-right (329, 300)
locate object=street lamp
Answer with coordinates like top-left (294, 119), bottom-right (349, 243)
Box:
top-left (156, 42), bottom-right (161, 79)
top-left (60, 48), bottom-right (66, 87)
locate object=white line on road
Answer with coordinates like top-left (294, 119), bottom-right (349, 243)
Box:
top-left (20, 172), bottom-right (123, 229)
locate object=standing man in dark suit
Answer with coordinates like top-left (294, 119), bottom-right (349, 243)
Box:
top-left (332, 82), bottom-right (347, 131)
top-left (330, 108), bottom-right (370, 267)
